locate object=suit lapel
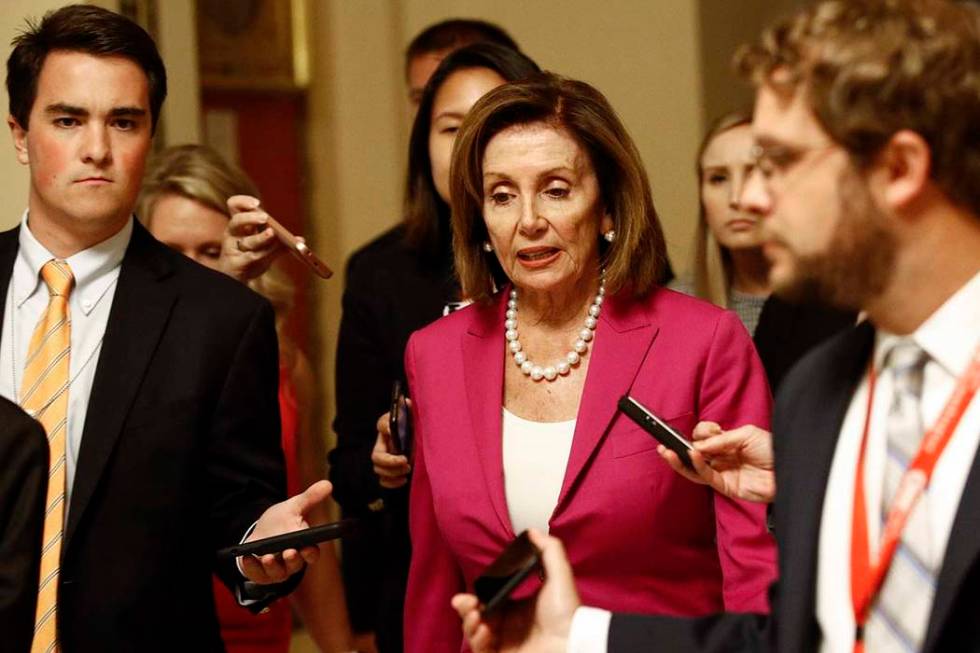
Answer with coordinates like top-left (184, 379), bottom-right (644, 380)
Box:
top-left (65, 223), bottom-right (176, 547)
top-left (462, 293), bottom-right (511, 537)
top-left (924, 432), bottom-right (980, 651)
top-left (777, 322), bottom-right (873, 653)
top-left (553, 291), bottom-right (658, 516)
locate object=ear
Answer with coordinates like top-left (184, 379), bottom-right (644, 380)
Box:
top-left (871, 130), bottom-right (930, 211)
top-left (8, 115), bottom-right (29, 166)
top-left (600, 212), bottom-right (614, 235)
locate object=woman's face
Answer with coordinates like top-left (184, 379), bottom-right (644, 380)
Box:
top-left (147, 193), bottom-right (227, 270)
top-left (481, 122), bottom-right (613, 296)
top-left (428, 67), bottom-right (507, 203)
top-left (699, 124), bottom-right (761, 251)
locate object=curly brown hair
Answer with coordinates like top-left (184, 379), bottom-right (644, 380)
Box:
top-left (736, 0), bottom-right (980, 216)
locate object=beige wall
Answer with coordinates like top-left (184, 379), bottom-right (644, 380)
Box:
top-left (697, 0), bottom-right (802, 125)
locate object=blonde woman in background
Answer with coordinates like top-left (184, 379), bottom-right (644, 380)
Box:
top-left (138, 144), bottom-right (354, 653)
top-left (673, 111), bottom-right (853, 389)
top-left (673, 110), bottom-right (770, 334)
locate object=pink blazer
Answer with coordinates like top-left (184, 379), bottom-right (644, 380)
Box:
top-left (403, 287), bottom-right (777, 652)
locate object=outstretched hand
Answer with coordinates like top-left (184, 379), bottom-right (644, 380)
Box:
top-left (657, 421), bottom-right (776, 503)
top-left (452, 529), bottom-right (580, 653)
top-left (240, 480), bottom-right (333, 584)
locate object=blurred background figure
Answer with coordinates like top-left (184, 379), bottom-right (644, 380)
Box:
top-left (404, 18), bottom-right (519, 109)
top-left (673, 110), bottom-right (853, 389)
top-left (399, 73), bottom-right (776, 652)
top-left (137, 144), bottom-right (353, 653)
top-left (329, 43), bottom-right (541, 653)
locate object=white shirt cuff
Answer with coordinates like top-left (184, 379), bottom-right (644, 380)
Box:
top-left (568, 606), bottom-right (612, 653)
top-left (234, 521), bottom-right (259, 606)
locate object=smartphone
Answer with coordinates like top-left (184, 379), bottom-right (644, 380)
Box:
top-left (265, 215), bottom-right (333, 279)
top-left (216, 519), bottom-right (359, 559)
top-left (618, 395), bottom-right (695, 468)
top-left (387, 380), bottom-right (412, 457)
top-left (474, 531), bottom-right (542, 616)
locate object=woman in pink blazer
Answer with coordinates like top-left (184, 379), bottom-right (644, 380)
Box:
top-left (402, 73), bottom-right (776, 652)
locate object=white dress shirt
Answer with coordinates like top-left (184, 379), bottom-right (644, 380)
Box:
top-left (567, 272), bottom-right (980, 653)
top-left (0, 213), bottom-right (130, 510)
top-left (816, 271), bottom-right (980, 652)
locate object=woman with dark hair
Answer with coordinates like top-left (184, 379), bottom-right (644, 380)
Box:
top-left (399, 74), bottom-right (777, 652)
top-left (326, 43), bottom-right (541, 653)
top-left (672, 110), bottom-right (854, 389)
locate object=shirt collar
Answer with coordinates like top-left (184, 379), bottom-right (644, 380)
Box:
top-left (874, 271), bottom-right (980, 378)
top-left (15, 212), bottom-right (133, 315)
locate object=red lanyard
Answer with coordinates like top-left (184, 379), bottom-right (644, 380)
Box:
top-left (850, 344), bottom-right (980, 652)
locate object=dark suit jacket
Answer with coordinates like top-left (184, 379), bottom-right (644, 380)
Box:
top-left (0, 222), bottom-right (288, 652)
top-left (608, 322), bottom-right (980, 652)
top-left (753, 295), bottom-right (855, 391)
top-left (0, 397), bottom-right (47, 653)
top-left (328, 224), bottom-right (458, 651)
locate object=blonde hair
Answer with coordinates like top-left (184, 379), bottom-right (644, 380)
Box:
top-left (137, 144), bottom-right (295, 333)
top-left (692, 110), bottom-right (753, 308)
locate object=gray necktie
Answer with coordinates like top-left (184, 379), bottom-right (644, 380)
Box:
top-left (864, 340), bottom-right (934, 652)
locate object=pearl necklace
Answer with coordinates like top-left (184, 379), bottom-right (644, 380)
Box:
top-left (505, 274), bottom-right (605, 382)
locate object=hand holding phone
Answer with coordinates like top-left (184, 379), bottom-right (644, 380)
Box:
top-left (474, 531), bottom-right (542, 616)
top-left (387, 380), bottom-right (413, 457)
top-left (618, 395), bottom-right (695, 468)
top-left (217, 519), bottom-right (359, 559)
top-left (226, 195), bottom-right (333, 280)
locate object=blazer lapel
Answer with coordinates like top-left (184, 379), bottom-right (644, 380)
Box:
top-left (776, 322), bottom-right (874, 653)
top-left (924, 434), bottom-right (980, 652)
top-left (553, 291), bottom-right (658, 516)
top-left (0, 228), bottom-right (19, 328)
top-left (65, 223), bottom-right (176, 547)
top-left (462, 293), bottom-right (512, 537)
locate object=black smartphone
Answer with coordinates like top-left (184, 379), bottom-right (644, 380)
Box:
top-left (388, 380), bottom-right (412, 456)
top-left (216, 519), bottom-right (359, 559)
top-left (474, 531), bottom-right (542, 616)
top-left (618, 395), bottom-right (695, 468)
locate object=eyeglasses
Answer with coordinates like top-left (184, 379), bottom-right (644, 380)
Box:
top-left (748, 142), bottom-right (838, 193)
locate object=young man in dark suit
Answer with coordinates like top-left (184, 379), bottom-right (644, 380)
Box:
top-left (451, 1), bottom-right (980, 651)
top-left (0, 5), bottom-right (332, 650)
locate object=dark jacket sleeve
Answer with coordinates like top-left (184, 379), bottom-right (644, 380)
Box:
top-left (328, 252), bottom-right (394, 514)
top-left (207, 299), bottom-right (299, 610)
top-left (608, 610), bottom-right (771, 653)
top-left (0, 398), bottom-right (48, 653)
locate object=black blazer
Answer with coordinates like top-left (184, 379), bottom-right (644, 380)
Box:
top-left (0, 397), bottom-right (47, 653)
top-left (328, 224), bottom-right (457, 651)
top-left (608, 322), bottom-right (980, 652)
top-left (0, 223), bottom-right (288, 651)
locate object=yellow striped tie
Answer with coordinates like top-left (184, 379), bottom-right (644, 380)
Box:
top-left (20, 259), bottom-right (74, 653)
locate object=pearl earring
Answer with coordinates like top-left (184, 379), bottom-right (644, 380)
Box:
top-left (482, 242), bottom-right (494, 252)
top-left (603, 230), bottom-right (616, 243)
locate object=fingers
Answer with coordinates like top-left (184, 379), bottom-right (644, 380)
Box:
top-left (692, 421), bottom-right (722, 441)
top-left (240, 547), bottom-right (308, 584)
top-left (288, 479), bottom-right (333, 516)
top-left (656, 446), bottom-right (707, 485)
top-left (527, 529), bottom-right (574, 591)
top-left (227, 194), bottom-right (261, 214)
top-left (693, 425), bottom-right (762, 456)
